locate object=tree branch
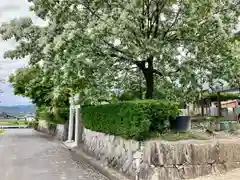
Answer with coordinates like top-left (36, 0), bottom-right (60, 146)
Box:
top-left (151, 0), bottom-right (167, 37)
top-left (102, 40), bottom-right (134, 61)
top-left (153, 69), bottom-right (163, 76)
top-left (153, 68), bottom-right (181, 77)
top-left (162, 0), bottom-right (183, 39)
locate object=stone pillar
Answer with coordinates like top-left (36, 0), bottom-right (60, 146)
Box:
top-left (67, 105), bottom-right (74, 142)
top-left (79, 106), bottom-right (84, 143)
top-left (74, 107), bottom-right (79, 145)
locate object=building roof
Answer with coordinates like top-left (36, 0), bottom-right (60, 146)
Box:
top-left (235, 31), bottom-right (240, 36)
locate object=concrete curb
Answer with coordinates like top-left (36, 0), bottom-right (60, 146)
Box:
top-left (61, 143), bottom-right (131, 180)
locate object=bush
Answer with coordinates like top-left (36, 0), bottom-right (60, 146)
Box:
top-left (12, 121), bottom-right (19, 125)
top-left (47, 121), bottom-right (57, 132)
top-left (28, 121), bottom-right (33, 127)
top-left (37, 106), bottom-right (68, 124)
top-left (31, 121), bottom-right (39, 130)
top-left (82, 100), bottom-right (179, 141)
top-left (52, 107), bottom-right (69, 124)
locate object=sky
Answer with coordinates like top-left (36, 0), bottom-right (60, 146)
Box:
top-left (0, 0), bottom-right (43, 106)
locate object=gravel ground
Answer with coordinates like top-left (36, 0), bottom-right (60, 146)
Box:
top-left (0, 129), bottom-right (109, 180)
top-left (191, 169), bottom-right (240, 180)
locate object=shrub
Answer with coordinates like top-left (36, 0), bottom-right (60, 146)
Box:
top-left (12, 121), bottom-right (19, 125)
top-left (28, 121), bottom-right (33, 127)
top-left (82, 100), bottom-right (179, 141)
top-left (47, 121), bottom-right (57, 131)
top-left (37, 106), bottom-right (68, 124)
top-left (38, 107), bottom-right (54, 122)
top-left (31, 121), bottom-right (39, 130)
top-left (52, 107), bottom-right (69, 124)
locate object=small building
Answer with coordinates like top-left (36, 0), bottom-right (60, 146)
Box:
top-left (25, 114), bottom-right (35, 121)
top-left (16, 117), bottom-right (26, 121)
top-left (0, 112), bottom-right (17, 119)
top-left (221, 100), bottom-right (240, 109)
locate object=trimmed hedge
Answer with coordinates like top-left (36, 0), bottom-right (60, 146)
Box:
top-left (82, 100), bottom-right (179, 141)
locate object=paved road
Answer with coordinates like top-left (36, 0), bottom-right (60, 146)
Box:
top-left (0, 129), bottom-right (109, 180)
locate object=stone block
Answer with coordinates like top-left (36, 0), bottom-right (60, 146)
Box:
top-left (117, 154), bottom-right (128, 169)
top-left (124, 139), bottom-right (140, 152)
top-left (139, 163), bottom-right (153, 180)
top-left (178, 165), bottom-right (211, 179)
top-left (121, 159), bottom-right (133, 173)
top-left (143, 141), bottom-right (157, 165)
top-left (211, 164), bottom-right (226, 174)
top-left (191, 142), bottom-right (218, 164)
top-left (223, 162), bottom-right (240, 171)
top-left (156, 167), bottom-right (180, 180)
top-left (218, 140), bottom-right (240, 162)
top-left (155, 142), bottom-right (192, 165)
top-left (194, 165), bottom-right (212, 177)
top-left (177, 165), bottom-right (193, 179)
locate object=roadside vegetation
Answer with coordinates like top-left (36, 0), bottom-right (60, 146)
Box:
top-left (0, 119), bottom-right (29, 126)
top-left (0, 129), bottom-right (5, 135)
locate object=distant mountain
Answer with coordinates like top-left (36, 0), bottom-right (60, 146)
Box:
top-left (0, 105), bottom-right (36, 115)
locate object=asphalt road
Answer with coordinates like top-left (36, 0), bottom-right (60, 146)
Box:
top-left (0, 129), bottom-right (109, 180)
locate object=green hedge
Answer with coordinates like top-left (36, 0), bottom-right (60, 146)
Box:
top-left (82, 100), bottom-right (179, 141)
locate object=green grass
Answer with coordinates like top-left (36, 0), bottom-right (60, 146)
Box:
top-left (155, 132), bottom-right (209, 141)
top-left (0, 129), bottom-right (5, 135)
top-left (0, 119), bottom-right (28, 125)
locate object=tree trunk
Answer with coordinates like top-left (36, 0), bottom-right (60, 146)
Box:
top-left (137, 57), bottom-right (154, 99)
top-left (200, 99), bottom-right (204, 116)
top-left (144, 70), bottom-right (154, 99)
top-left (139, 68), bottom-right (143, 99)
top-left (142, 57), bottom-right (154, 99)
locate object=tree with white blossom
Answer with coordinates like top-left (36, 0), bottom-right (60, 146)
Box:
top-left (0, 0), bottom-right (240, 103)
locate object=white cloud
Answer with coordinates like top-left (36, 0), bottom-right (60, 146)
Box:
top-left (0, 0), bottom-right (43, 105)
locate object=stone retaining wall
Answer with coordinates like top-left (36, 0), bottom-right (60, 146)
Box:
top-left (37, 120), bottom-right (67, 140)
top-left (83, 128), bottom-right (240, 180)
top-left (38, 120), bottom-right (49, 133)
top-left (56, 124), bottom-right (68, 141)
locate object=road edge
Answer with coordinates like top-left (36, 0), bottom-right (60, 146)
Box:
top-left (61, 142), bottom-right (131, 180)
top-left (35, 130), bottom-right (131, 180)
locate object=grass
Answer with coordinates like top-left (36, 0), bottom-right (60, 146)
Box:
top-left (158, 131), bottom-right (209, 141)
top-left (0, 119), bottom-right (28, 126)
top-left (0, 129), bottom-right (5, 135)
